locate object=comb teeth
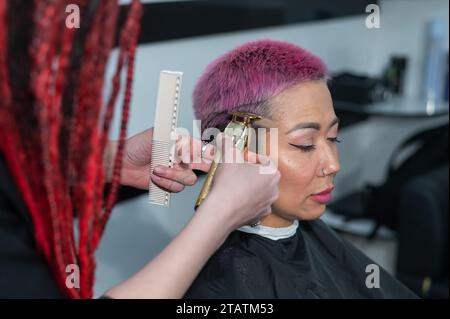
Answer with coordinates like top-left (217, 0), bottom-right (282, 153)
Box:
top-left (149, 140), bottom-right (171, 206)
top-left (149, 71), bottom-right (183, 207)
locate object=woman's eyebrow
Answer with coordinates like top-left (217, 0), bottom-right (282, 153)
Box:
top-left (329, 117), bottom-right (339, 129)
top-left (286, 122), bottom-right (320, 134)
top-left (285, 117), bottom-right (339, 135)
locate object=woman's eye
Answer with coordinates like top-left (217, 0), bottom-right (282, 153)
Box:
top-left (289, 143), bottom-right (316, 152)
top-left (328, 137), bottom-right (341, 144)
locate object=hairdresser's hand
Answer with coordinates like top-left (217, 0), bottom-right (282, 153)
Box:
top-left (106, 129), bottom-right (215, 191)
top-left (106, 129), bottom-right (152, 189)
top-left (149, 134), bottom-right (216, 192)
top-left (201, 134), bottom-right (280, 229)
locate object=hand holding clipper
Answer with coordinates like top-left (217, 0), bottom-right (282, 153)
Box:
top-left (194, 111), bottom-right (262, 210)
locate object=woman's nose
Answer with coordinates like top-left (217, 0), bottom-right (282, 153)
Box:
top-left (318, 145), bottom-right (341, 176)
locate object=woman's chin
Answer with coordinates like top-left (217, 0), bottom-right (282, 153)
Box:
top-left (272, 200), bottom-right (328, 222)
top-left (295, 204), bottom-right (327, 220)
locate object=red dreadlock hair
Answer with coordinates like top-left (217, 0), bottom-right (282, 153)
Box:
top-left (0, 0), bottom-right (143, 298)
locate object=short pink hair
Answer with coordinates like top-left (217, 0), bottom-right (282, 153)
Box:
top-left (193, 39), bottom-right (329, 134)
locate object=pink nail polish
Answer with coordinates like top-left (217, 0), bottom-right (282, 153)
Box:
top-left (151, 174), bottom-right (161, 181)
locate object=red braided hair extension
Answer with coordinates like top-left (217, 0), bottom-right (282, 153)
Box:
top-left (70, 0), bottom-right (120, 298)
top-left (0, 0), bottom-right (143, 298)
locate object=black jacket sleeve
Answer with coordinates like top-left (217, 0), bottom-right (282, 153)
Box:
top-left (0, 155), bottom-right (64, 298)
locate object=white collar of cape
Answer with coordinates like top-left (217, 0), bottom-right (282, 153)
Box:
top-left (238, 220), bottom-right (299, 241)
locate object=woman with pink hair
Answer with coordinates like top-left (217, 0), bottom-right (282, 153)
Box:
top-left (185, 40), bottom-right (416, 298)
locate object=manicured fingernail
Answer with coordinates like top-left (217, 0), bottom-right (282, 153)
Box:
top-left (151, 174), bottom-right (161, 182)
top-left (153, 166), bottom-right (165, 175)
top-left (203, 158), bottom-right (213, 164)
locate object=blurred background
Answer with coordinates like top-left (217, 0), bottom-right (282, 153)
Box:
top-left (95, 0), bottom-right (449, 299)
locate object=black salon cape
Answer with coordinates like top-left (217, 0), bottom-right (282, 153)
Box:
top-left (185, 220), bottom-right (417, 299)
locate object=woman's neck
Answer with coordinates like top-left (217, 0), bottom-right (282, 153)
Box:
top-left (260, 213), bottom-right (294, 228)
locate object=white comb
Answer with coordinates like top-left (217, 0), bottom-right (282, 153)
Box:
top-left (149, 70), bottom-right (183, 206)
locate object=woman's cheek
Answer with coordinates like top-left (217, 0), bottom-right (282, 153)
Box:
top-left (278, 153), bottom-right (314, 195)
top-left (271, 155), bottom-right (313, 216)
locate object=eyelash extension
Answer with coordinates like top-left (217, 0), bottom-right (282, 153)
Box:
top-left (290, 137), bottom-right (341, 153)
top-left (328, 137), bottom-right (341, 144)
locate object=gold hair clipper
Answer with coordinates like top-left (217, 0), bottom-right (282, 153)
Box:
top-left (194, 111), bottom-right (261, 210)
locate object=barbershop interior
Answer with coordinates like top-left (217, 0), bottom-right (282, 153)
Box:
top-left (0, 0), bottom-right (448, 300)
top-left (95, 0), bottom-right (448, 299)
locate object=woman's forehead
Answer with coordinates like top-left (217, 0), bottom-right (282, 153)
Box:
top-left (265, 81), bottom-right (335, 128)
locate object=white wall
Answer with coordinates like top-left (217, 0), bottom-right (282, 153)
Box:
top-left (94, 0), bottom-right (449, 296)
top-left (369, 0), bottom-right (449, 98)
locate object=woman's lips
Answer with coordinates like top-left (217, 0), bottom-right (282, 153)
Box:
top-left (311, 187), bottom-right (334, 204)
